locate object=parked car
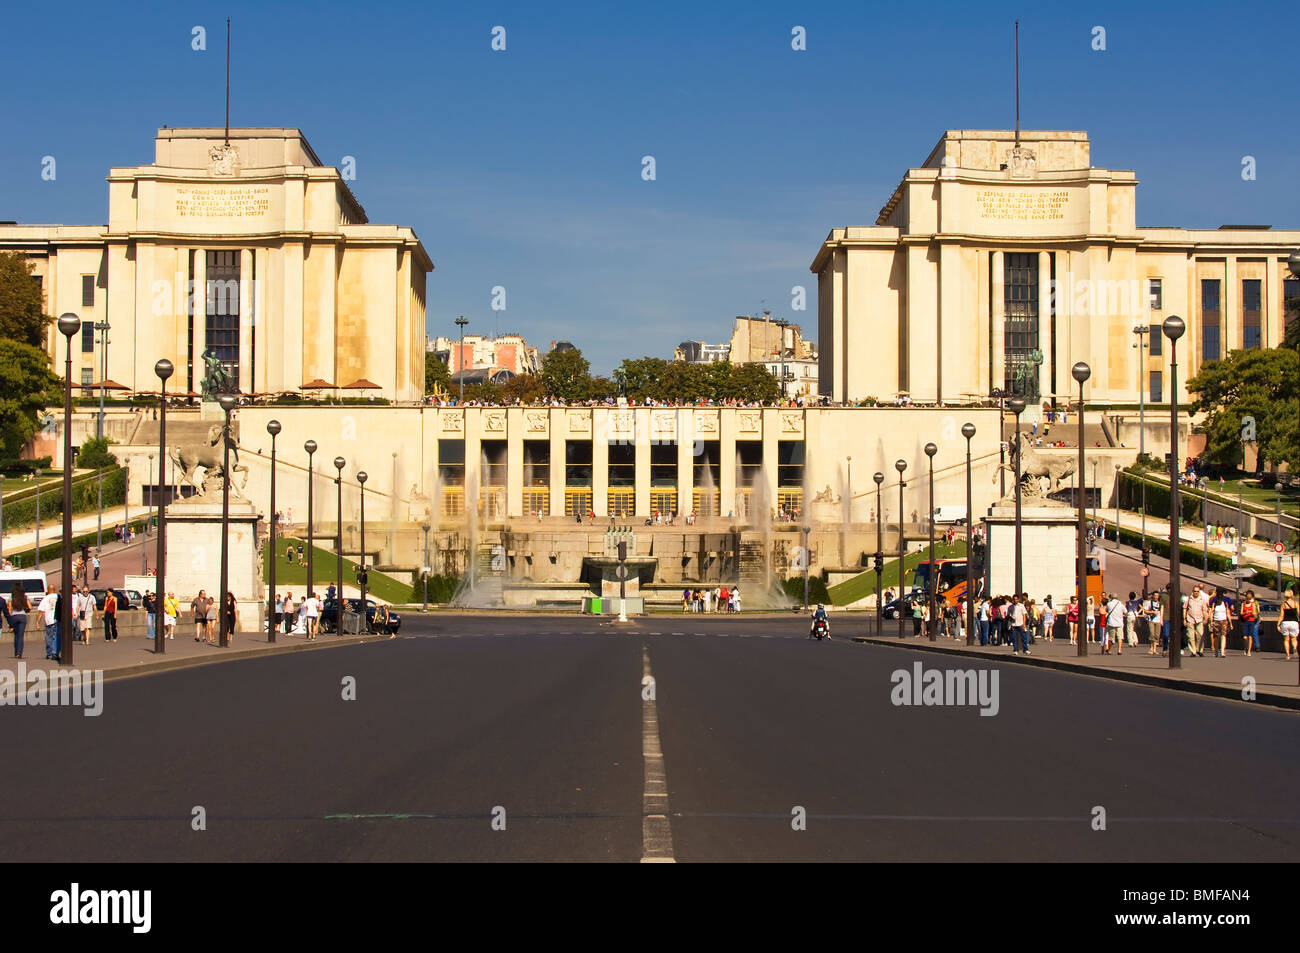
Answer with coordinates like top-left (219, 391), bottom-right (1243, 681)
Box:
top-left (89, 588), bottom-right (138, 610)
top-left (0, 570), bottom-right (48, 601)
top-left (318, 597), bottom-right (401, 634)
top-left (881, 591), bottom-right (924, 620)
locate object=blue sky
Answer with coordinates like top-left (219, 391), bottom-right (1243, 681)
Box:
top-left (3, 0), bottom-right (1297, 373)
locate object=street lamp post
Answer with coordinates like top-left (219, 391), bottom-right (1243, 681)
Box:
top-left (334, 456), bottom-right (346, 622)
top-left (422, 523), bottom-right (431, 611)
top-left (1164, 315), bottom-right (1186, 669)
top-left (357, 470), bottom-right (369, 628)
top-left (925, 443), bottom-right (938, 640)
top-left (1008, 398), bottom-right (1025, 597)
top-left (304, 440), bottom-right (317, 598)
top-left (141, 453), bottom-right (154, 576)
top-left (267, 420), bottom-right (281, 643)
top-left (57, 314), bottom-right (80, 666)
top-left (217, 394), bottom-right (237, 647)
top-left (1073, 362), bottom-right (1091, 658)
top-left (962, 423), bottom-right (976, 645)
top-left (895, 459), bottom-right (907, 639)
top-left (873, 471), bottom-right (884, 637)
top-left (94, 319), bottom-right (110, 550)
top-left (455, 315), bottom-right (469, 404)
top-left (1133, 324), bottom-right (1149, 458)
top-left (990, 388), bottom-right (1009, 496)
top-left (1288, 253), bottom-right (1300, 689)
top-left (153, 360), bottom-right (173, 655)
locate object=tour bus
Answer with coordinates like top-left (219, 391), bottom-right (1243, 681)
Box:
top-left (911, 556), bottom-right (982, 609)
top-left (0, 570), bottom-right (49, 601)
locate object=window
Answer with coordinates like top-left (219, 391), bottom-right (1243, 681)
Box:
top-left (1148, 323), bottom-right (1162, 357)
top-left (1149, 371), bottom-right (1162, 404)
top-left (1003, 253), bottom-right (1040, 396)
top-left (1202, 324), bottom-right (1221, 363)
top-left (80, 367), bottom-right (93, 386)
top-left (1148, 279), bottom-right (1162, 311)
top-left (1243, 279), bottom-right (1262, 350)
top-left (81, 322), bottom-right (94, 352)
top-left (1201, 279), bottom-right (1221, 363)
top-left (1201, 278), bottom-right (1221, 313)
top-left (81, 275), bottom-right (95, 308)
top-left (607, 442), bottom-right (635, 488)
top-left (777, 441), bottom-right (805, 488)
top-left (205, 250), bottom-right (241, 387)
top-left (565, 440), bottom-right (592, 488)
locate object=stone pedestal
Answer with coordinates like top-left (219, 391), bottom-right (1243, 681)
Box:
top-left (164, 496), bottom-right (264, 608)
top-left (982, 498), bottom-right (1079, 605)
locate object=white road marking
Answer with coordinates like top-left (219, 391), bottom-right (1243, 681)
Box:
top-left (641, 644), bottom-right (675, 863)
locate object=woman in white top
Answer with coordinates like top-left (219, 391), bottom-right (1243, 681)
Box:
top-left (1041, 599), bottom-right (1056, 642)
top-left (1146, 595), bottom-right (1163, 655)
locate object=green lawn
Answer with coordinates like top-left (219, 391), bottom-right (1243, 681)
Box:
top-left (264, 536), bottom-right (416, 604)
top-left (827, 540), bottom-right (968, 606)
top-left (1207, 475), bottom-right (1300, 518)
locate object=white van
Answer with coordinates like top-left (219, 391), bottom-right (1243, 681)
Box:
top-left (0, 570), bottom-right (49, 601)
top-left (931, 505), bottom-right (968, 525)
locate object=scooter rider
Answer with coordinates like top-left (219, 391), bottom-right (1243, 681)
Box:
top-left (809, 603), bottom-right (830, 639)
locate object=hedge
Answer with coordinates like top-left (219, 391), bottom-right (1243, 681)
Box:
top-left (782, 574), bottom-right (830, 605)
top-left (1116, 470), bottom-right (1202, 524)
top-left (2, 467), bottom-right (125, 530)
top-left (7, 514), bottom-right (154, 568)
top-left (1109, 522), bottom-right (1298, 593)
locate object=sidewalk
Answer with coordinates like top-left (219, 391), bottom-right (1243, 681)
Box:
top-left (1, 624), bottom-right (388, 682)
top-left (855, 628), bottom-right (1300, 710)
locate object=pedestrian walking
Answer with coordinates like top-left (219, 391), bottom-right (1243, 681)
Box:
top-left (1278, 588), bottom-right (1299, 660)
top-left (1184, 584), bottom-right (1208, 657)
top-left (1102, 591), bottom-right (1125, 655)
top-left (304, 591), bottom-right (320, 641)
top-left (1041, 597), bottom-right (1055, 643)
top-left (222, 592), bottom-right (239, 644)
top-left (144, 590), bottom-right (157, 642)
top-left (1067, 594), bottom-right (1080, 645)
top-left (77, 586), bottom-right (95, 644)
top-left (92, 554), bottom-right (101, 580)
top-left (1208, 588), bottom-right (1233, 657)
top-left (191, 590), bottom-right (212, 643)
top-left (8, 586), bottom-right (29, 659)
top-left (103, 589), bottom-right (119, 642)
top-left (164, 592), bottom-right (178, 639)
top-left (39, 590), bottom-right (59, 661)
top-left (1124, 591), bottom-right (1141, 647)
top-left (1240, 590), bottom-right (1260, 656)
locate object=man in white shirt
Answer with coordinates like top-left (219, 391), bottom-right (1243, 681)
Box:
top-left (1103, 592), bottom-right (1126, 655)
top-left (38, 591), bottom-right (59, 660)
top-left (304, 591), bottom-right (320, 641)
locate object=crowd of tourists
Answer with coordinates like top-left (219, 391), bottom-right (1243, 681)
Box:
top-left (682, 585), bottom-right (741, 613)
top-left (897, 584), bottom-right (1300, 660)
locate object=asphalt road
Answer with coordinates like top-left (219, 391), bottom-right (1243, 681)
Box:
top-left (3, 613), bottom-right (1297, 862)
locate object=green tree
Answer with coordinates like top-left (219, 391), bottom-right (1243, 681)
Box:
top-left (613, 357), bottom-right (669, 399)
top-left (540, 347), bottom-right (592, 401)
top-left (588, 375), bottom-right (619, 400)
top-left (0, 338), bottom-right (61, 465)
top-left (1187, 348), bottom-right (1299, 470)
top-left (0, 251), bottom-right (51, 347)
top-left (76, 436), bottom-right (119, 469)
top-left (425, 352), bottom-right (451, 396)
top-left (1285, 291), bottom-right (1300, 350)
top-left (729, 362), bottom-right (783, 403)
top-left (499, 373), bottom-right (547, 404)
top-left (0, 339), bottom-right (61, 465)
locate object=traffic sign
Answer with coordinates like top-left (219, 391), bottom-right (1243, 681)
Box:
top-left (1140, 567), bottom-right (1149, 577)
top-left (1275, 542), bottom-right (1286, 554)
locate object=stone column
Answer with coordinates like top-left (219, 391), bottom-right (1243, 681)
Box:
top-left (990, 250), bottom-right (1004, 394)
top-left (761, 409), bottom-right (779, 515)
top-left (191, 249), bottom-right (206, 394)
top-left (548, 412), bottom-right (565, 517)
top-left (1225, 257), bottom-right (1239, 352)
top-left (1266, 255), bottom-right (1281, 347)
top-left (506, 408), bottom-right (523, 517)
top-left (634, 409), bottom-right (650, 517)
top-left (720, 410), bottom-right (737, 519)
top-left (238, 248), bottom-right (253, 394)
top-left (592, 410), bottom-right (609, 517)
top-left (676, 410), bottom-right (693, 518)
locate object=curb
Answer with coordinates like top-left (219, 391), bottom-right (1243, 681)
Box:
top-left (850, 636), bottom-right (1300, 713)
top-left (92, 633), bottom-right (389, 684)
